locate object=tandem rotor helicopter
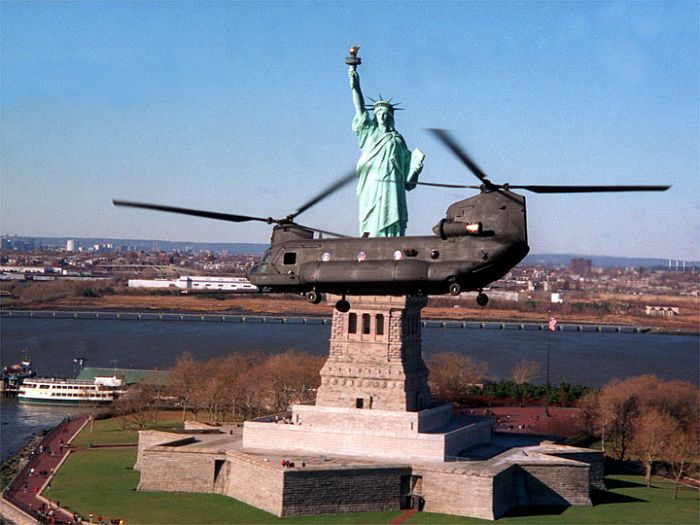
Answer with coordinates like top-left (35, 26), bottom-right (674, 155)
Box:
top-left (114, 129), bottom-right (669, 312)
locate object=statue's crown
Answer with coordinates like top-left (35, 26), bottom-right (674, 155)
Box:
top-left (366, 95), bottom-right (404, 113)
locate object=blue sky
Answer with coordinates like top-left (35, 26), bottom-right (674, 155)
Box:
top-left (1, 1), bottom-right (698, 259)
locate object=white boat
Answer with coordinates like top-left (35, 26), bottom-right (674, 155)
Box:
top-left (18, 376), bottom-right (124, 405)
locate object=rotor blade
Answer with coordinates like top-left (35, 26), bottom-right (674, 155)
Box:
top-left (290, 171), bottom-right (357, 220)
top-left (510, 185), bottom-right (672, 194)
top-left (428, 128), bottom-right (492, 186)
top-left (112, 200), bottom-right (273, 224)
top-left (416, 181), bottom-right (482, 189)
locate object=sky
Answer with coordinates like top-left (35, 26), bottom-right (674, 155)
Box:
top-left (1, 1), bottom-right (698, 260)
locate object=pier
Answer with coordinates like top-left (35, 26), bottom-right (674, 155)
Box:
top-left (0, 309), bottom-right (653, 333)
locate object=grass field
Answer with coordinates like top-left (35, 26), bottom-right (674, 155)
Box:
top-left (49, 444), bottom-right (698, 525)
top-left (71, 412), bottom-right (192, 447)
top-left (48, 448), bottom-right (400, 524)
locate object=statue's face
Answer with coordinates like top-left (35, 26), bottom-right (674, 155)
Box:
top-left (375, 108), bottom-right (394, 130)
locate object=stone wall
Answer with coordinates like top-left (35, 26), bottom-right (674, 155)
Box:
top-left (417, 468), bottom-right (497, 520)
top-left (281, 467), bottom-right (410, 516)
top-left (291, 404), bottom-right (452, 433)
top-left (316, 295), bottom-right (431, 412)
top-left (547, 451), bottom-right (605, 491)
top-left (517, 462), bottom-right (592, 506)
top-left (134, 430), bottom-right (184, 471)
top-left (492, 466), bottom-right (519, 518)
top-left (243, 420), bottom-right (449, 461)
top-left (443, 420), bottom-right (493, 457)
top-left (138, 447), bottom-right (226, 493)
top-left (223, 452), bottom-right (284, 516)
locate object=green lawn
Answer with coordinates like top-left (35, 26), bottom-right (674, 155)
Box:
top-left (71, 412), bottom-right (190, 447)
top-left (53, 419), bottom-right (699, 524)
top-left (49, 447), bottom-right (698, 525)
top-left (406, 475), bottom-right (699, 524)
top-left (48, 448), bottom-right (401, 524)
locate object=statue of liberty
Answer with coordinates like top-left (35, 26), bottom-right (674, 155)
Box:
top-left (348, 50), bottom-right (424, 238)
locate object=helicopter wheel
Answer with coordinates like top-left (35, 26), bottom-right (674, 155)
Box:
top-left (305, 290), bottom-right (322, 304)
top-left (448, 282), bottom-right (461, 296)
top-left (476, 292), bottom-right (489, 307)
top-left (335, 299), bottom-right (351, 313)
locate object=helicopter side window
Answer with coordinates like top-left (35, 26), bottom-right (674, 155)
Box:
top-left (283, 252), bottom-right (297, 265)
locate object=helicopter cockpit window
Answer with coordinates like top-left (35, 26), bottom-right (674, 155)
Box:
top-left (283, 252), bottom-right (297, 265)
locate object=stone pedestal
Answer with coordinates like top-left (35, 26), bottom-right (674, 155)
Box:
top-left (242, 295), bottom-right (493, 462)
top-left (316, 295), bottom-right (431, 412)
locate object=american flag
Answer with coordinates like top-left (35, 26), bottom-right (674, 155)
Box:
top-left (548, 317), bottom-right (557, 332)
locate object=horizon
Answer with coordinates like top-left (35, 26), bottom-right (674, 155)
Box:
top-left (2, 2), bottom-right (698, 260)
top-left (2, 233), bottom-right (698, 265)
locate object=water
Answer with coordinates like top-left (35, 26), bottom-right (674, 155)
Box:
top-left (0, 399), bottom-right (91, 462)
top-left (1, 316), bottom-right (698, 459)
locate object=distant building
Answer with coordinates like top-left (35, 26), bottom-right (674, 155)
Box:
top-left (66, 239), bottom-right (77, 252)
top-left (644, 306), bottom-right (679, 317)
top-left (570, 258), bottom-right (592, 276)
top-left (128, 275), bottom-right (258, 292)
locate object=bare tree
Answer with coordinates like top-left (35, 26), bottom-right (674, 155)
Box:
top-left (113, 381), bottom-right (158, 429)
top-left (629, 408), bottom-right (676, 487)
top-left (666, 423), bottom-right (700, 499)
top-left (511, 360), bottom-right (541, 385)
top-left (428, 352), bottom-right (488, 403)
top-left (169, 352), bottom-right (204, 421)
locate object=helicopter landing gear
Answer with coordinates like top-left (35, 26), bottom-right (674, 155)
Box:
top-left (448, 282), bottom-right (461, 296)
top-left (305, 290), bottom-right (323, 305)
top-left (335, 296), bottom-right (351, 313)
top-left (476, 291), bottom-right (489, 307)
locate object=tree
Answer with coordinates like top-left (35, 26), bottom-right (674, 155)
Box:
top-left (255, 351), bottom-right (324, 412)
top-left (629, 409), bottom-right (676, 487)
top-left (428, 352), bottom-right (488, 403)
top-left (667, 423), bottom-right (700, 499)
top-left (168, 352), bottom-right (204, 421)
top-left (511, 360), bottom-right (541, 385)
top-left (113, 381), bottom-right (158, 429)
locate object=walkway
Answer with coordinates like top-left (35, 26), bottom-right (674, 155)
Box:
top-left (2, 415), bottom-right (88, 523)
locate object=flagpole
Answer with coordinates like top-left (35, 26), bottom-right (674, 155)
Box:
top-left (545, 312), bottom-right (555, 417)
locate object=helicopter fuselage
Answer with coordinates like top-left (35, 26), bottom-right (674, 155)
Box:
top-left (248, 189), bottom-right (529, 297)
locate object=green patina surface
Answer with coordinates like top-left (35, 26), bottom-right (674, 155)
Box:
top-left (349, 63), bottom-right (423, 238)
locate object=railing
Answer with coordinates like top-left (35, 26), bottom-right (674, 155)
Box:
top-left (0, 309), bottom-right (654, 333)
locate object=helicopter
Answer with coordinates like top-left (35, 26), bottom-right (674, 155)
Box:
top-left (114, 129), bottom-right (670, 312)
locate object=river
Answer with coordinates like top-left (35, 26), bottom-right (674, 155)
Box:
top-left (1, 316), bottom-right (698, 460)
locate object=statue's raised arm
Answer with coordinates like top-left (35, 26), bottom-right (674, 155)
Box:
top-left (346, 47), bottom-right (425, 238)
top-left (349, 66), bottom-right (365, 118)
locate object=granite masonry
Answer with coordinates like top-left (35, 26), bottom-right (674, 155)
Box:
top-left (136, 295), bottom-right (603, 519)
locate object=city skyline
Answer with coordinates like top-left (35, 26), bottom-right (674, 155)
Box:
top-left (2, 2), bottom-right (698, 260)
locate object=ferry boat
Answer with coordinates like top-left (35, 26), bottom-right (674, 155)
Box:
top-left (18, 375), bottom-right (124, 405)
top-left (1, 359), bottom-right (37, 396)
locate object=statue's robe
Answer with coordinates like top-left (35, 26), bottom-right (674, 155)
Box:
top-left (353, 111), bottom-right (414, 237)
